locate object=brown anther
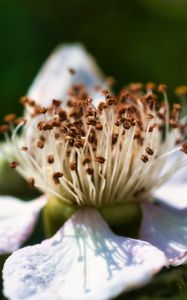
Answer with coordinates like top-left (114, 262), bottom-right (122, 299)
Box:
top-left (14, 118), bottom-right (27, 125)
top-left (4, 114), bottom-right (16, 123)
top-left (47, 155), bottom-right (54, 164)
top-left (146, 82), bottom-right (156, 90)
top-left (58, 109), bottom-right (67, 121)
top-left (106, 97), bottom-right (116, 106)
top-left (37, 140), bottom-right (45, 149)
top-left (52, 120), bottom-right (61, 127)
top-left (148, 123), bottom-right (158, 132)
top-left (105, 76), bottom-right (116, 87)
top-left (68, 67), bottom-right (76, 75)
top-left (141, 155), bottom-right (149, 163)
top-left (118, 107), bottom-right (127, 116)
top-left (20, 146), bottom-right (28, 151)
top-left (20, 96), bottom-right (29, 105)
top-left (28, 177), bottom-right (35, 189)
top-left (95, 122), bottom-right (103, 130)
top-left (74, 140), bottom-right (83, 148)
top-left (39, 107), bottom-right (48, 114)
top-left (10, 161), bottom-right (19, 169)
top-left (146, 114), bottom-right (154, 119)
top-left (101, 89), bottom-right (110, 96)
top-left (119, 90), bottom-right (129, 103)
top-left (157, 84), bottom-right (167, 93)
top-left (145, 147), bottom-right (154, 155)
top-left (27, 99), bottom-right (36, 107)
top-left (86, 167), bottom-right (94, 175)
top-left (95, 156), bottom-right (105, 163)
top-left (87, 116), bottom-right (97, 126)
top-left (129, 83), bottom-right (143, 92)
top-left (123, 121), bottom-right (131, 130)
top-left (114, 119), bottom-right (120, 127)
top-left (169, 119), bottom-right (179, 128)
top-left (181, 142), bottom-right (187, 154)
top-left (69, 161), bottom-right (77, 171)
top-left (175, 85), bottom-right (187, 97)
top-left (97, 102), bottom-right (105, 112)
top-left (55, 133), bottom-right (60, 139)
top-left (82, 157), bottom-right (91, 165)
top-left (52, 99), bottom-right (62, 107)
top-left (0, 125), bottom-right (9, 133)
top-left (173, 103), bottom-right (181, 111)
top-left (112, 133), bottom-right (118, 145)
top-left (53, 172), bottom-right (63, 184)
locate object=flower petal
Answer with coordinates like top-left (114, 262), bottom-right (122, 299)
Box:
top-left (153, 152), bottom-right (187, 209)
top-left (140, 201), bottom-right (187, 266)
top-left (0, 196), bottom-right (46, 254)
top-left (3, 208), bottom-right (167, 300)
top-left (27, 44), bottom-right (105, 106)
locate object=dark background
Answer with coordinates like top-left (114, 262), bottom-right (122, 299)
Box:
top-left (1, 0), bottom-right (187, 121)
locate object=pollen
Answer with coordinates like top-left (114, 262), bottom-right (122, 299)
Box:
top-left (6, 82), bottom-right (187, 207)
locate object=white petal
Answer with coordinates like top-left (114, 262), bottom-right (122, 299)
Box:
top-left (3, 208), bottom-right (167, 300)
top-left (140, 202), bottom-right (187, 266)
top-left (27, 44), bottom-right (105, 107)
top-left (0, 196), bottom-right (46, 254)
top-left (153, 181), bottom-right (187, 210)
top-left (153, 152), bottom-right (187, 209)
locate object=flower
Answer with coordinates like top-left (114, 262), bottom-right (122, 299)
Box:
top-left (1, 45), bottom-right (187, 300)
top-left (0, 44), bottom-right (105, 255)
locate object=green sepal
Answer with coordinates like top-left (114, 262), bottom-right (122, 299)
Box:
top-left (43, 196), bottom-right (142, 238)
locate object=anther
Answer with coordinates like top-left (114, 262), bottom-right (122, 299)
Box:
top-left (37, 140), bottom-right (45, 149)
top-left (47, 155), bottom-right (54, 164)
top-left (0, 125), bottom-right (9, 133)
top-left (10, 161), bottom-right (19, 169)
top-left (68, 67), bottom-right (76, 75)
top-left (123, 121), bottom-right (131, 130)
top-left (112, 133), bottom-right (118, 145)
top-left (4, 114), bottom-right (16, 123)
top-left (157, 84), bottom-right (167, 93)
top-left (169, 119), bottom-right (179, 128)
top-left (69, 161), bottom-right (77, 171)
top-left (95, 156), bottom-right (105, 163)
top-left (53, 172), bottom-right (63, 184)
top-left (52, 99), bottom-right (62, 107)
top-left (86, 167), bottom-right (94, 175)
top-left (28, 177), bottom-right (35, 189)
top-left (95, 122), bottom-right (103, 130)
top-left (20, 146), bottom-right (28, 151)
top-left (145, 147), bottom-right (154, 155)
top-left (82, 157), bottom-right (91, 165)
top-left (141, 155), bottom-right (149, 163)
top-left (181, 142), bottom-right (187, 154)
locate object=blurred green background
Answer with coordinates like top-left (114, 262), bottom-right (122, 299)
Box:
top-left (1, 0), bottom-right (187, 121)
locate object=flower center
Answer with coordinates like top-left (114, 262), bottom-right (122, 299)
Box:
top-left (3, 83), bottom-right (187, 207)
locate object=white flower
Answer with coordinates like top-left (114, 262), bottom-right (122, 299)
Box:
top-left (1, 45), bottom-right (187, 300)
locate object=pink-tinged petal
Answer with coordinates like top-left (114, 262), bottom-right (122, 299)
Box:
top-left (0, 196), bottom-right (46, 254)
top-left (27, 44), bottom-right (105, 107)
top-left (140, 201), bottom-right (187, 266)
top-left (3, 208), bottom-right (167, 300)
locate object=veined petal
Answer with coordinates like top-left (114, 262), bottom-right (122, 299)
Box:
top-left (140, 202), bottom-right (187, 266)
top-left (3, 208), bottom-right (167, 300)
top-left (0, 196), bottom-right (46, 254)
top-left (27, 44), bottom-right (105, 106)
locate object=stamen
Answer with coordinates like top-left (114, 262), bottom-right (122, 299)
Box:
top-left (7, 82), bottom-right (187, 207)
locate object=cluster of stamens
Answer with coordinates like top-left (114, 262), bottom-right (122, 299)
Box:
top-left (2, 82), bottom-right (187, 207)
